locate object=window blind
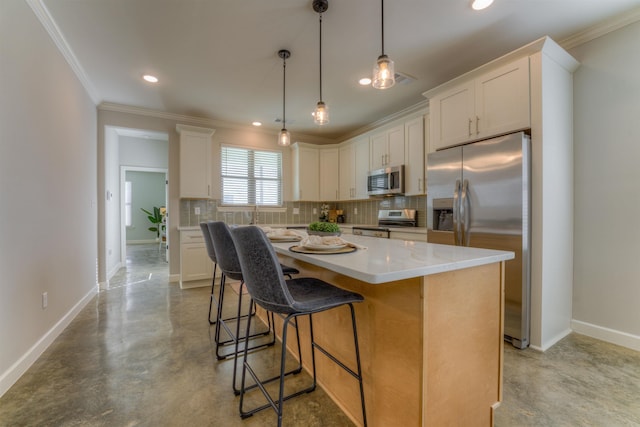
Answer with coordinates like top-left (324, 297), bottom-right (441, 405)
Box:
top-left (221, 145), bottom-right (282, 206)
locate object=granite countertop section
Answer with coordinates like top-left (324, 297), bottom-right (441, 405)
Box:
top-left (272, 234), bottom-right (513, 284)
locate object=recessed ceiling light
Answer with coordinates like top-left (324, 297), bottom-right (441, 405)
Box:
top-left (471, 0), bottom-right (494, 11)
top-left (252, 121), bottom-right (262, 126)
top-left (143, 74), bottom-right (158, 83)
top-left (359, 77), bottom-right (372, 86)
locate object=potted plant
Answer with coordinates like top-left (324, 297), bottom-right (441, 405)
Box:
top-left (308, 221), bottom-right (341, 236)
top-left (141, 206), bottom-right (165, 240)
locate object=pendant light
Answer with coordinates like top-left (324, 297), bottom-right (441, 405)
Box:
top-left (277, 49), bottom-right (291, 147)
top-left (313, 0), bottom-right (329, 125)
top-left (372, 0), bottom-right (395, 90)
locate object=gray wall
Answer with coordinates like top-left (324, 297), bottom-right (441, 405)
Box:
top-left (0, 0), bottom-right (98, 395)
top-left (569, 20), bottom-right (640, 346)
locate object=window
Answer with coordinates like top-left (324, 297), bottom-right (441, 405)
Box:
top-left (221, 145), bottom-right (282, 206)
top-left (124, 181), bottom-right (132, 226)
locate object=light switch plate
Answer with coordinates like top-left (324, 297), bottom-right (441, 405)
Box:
top-left (194, 207), bottom-right (201, 215)
top-left (293, 208), bottom-right (300, 215)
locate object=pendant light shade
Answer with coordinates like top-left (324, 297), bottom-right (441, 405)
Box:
top-left (277, 49), bottom-right (291, 147)
top-left (313, 0), bottom-right (329, 125)
top-left (314, 101), bottom-right (329, 125)
top-left (372, 0), bottom-right (395, 90)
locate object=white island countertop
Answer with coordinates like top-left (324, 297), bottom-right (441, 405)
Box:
top-left (272, 234), bottom-right (514, 284)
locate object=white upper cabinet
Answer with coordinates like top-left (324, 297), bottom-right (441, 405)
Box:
top-left (338, 144), bottom-right (355, 200)
top-left (429, 56), bottom-right (530, 151)
top-left (370, 124), bottom-right (405, 169)
top-left (339, 136), bottom-right (370, 200)
top-left (291, 142), bottom-right (319, 201)
top-left (177, 124), bottom-right (215, 198)
top-left (319, 147), bottom-right (339, 201)
top-left (403, 116), bottom-right (426, 196)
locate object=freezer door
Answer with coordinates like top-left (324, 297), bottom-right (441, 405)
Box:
top-left (462, 132), bottom-right (530, 348)
top-left (426, 146), bottom-right (462, 236)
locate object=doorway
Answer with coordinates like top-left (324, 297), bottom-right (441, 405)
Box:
top-left (103, 126), bottom-right (169, 282)
top-left (120, 167), bottom-right (168, 264)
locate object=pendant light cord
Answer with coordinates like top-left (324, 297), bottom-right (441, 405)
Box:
top-left (282, 56), bottom-right (286, 127)
top-left (381, 0), bottom-right (385, 56)
top-left (319, 13), bottom-right (323, 103)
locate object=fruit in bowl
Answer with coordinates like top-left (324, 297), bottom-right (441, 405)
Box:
top-left (307, 221), bottom-right (341, 236)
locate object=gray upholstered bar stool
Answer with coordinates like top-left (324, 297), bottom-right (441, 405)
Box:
top-left (230, 226), bottom-right (367, 427)
top-left (208, 221), bottom-right (300, 394)
top-left (200, 221), bottom-right (219, 325)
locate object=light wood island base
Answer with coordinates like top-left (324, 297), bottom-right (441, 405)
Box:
top-left (259, 254), bottom-right (505, 427)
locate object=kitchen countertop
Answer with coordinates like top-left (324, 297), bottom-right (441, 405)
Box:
top-left (271, 234), bottom-right (513, 284)
top-left (178, 223), bottom-right (428, 234)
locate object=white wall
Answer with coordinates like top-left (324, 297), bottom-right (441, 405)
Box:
top-left (570, 21), bottom-right (640, 350)
top-left (119, 135), bottom-right (168, 169)
top-left (0, 0), bottom-right (98, 396)
top-left (104, 126), bottom-right (120, 279)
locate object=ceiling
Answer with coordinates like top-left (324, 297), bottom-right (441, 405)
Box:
top-left (39, 0), bottom-right (640, 142)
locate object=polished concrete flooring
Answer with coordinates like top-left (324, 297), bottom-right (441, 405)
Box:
top-left (1, 244), bottom-right (639, 426)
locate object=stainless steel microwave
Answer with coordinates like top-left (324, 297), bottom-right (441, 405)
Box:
top-left (367, 165), bottom-right (405, 196)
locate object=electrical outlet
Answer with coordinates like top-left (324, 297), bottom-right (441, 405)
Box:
top-left (194, 207), bottom-right (201, 215)
top-left (313, 208), bottom-right (317, 215)
top-left (293, 208), bottom-right (300, 215)
top-left (354, 208), bottom-right (358, 215)
top-left (42, 292), bottom-right (48, 309)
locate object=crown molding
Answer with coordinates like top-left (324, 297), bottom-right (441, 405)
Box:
top-left (26, 0), bottom-right (100, 105)
top-left (98, 102), bottom-right (336, 144)
top-left (338, 100), bottom-right (429, 142)
top-left (560, 7), bottom-right (640, 50)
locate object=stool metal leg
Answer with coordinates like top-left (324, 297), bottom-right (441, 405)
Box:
top-left (214, 276), bottom-right (274, 361)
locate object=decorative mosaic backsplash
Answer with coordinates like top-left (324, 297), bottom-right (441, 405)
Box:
top-left (180, 195), bottom-right (426, 228)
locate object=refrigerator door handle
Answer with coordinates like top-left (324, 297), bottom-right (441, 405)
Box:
top-left (453, 179), bottom-right (461, 245)
top-left (460, 179), bottom-right (470, 246)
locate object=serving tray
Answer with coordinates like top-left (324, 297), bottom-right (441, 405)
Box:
top-left (289, 245), bottom-right (356, 255)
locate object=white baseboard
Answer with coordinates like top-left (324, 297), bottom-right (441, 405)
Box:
top-left (127, 239), bottom-right (158, 245)
top-left (528, 327), bottom-right (572, 352)
top-left (571, 319), bottom-right (640, 352)
top-left (0, 286), bottom-right (98, 398)
top-left (106, 261), bottom-right (122, 281)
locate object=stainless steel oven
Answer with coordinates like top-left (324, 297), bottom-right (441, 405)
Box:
top-left (352, 209), bottom-right (417, 238)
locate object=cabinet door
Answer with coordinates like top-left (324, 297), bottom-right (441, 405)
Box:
top-left (387, 125), bottom-right (405, 167)
top-left (429, 81), bottom-right (475, 151)
top-left (179, 130), bottom-right (213, 198)
top-left (370, 132), bottom-right (388, 169)
top-left (339, 144), bottom-right (355, 200)
top-left (404, 117), bottom-right (425, 195)
top-left (181, 243), bottom-right (213, 282)
top-left (292, 144), bottom-right (319, 201)
top-left (319, 148), bottom-right (339, 201)
top-left (475, 56), bottom-right (530, 139)
top-left (353, 137), bottom-right (370, 199)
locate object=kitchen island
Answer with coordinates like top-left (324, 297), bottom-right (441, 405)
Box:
top-left (266, 234), bottom-right (514, 427)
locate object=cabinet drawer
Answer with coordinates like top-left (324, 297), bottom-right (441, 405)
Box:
top-left (181, 230), bottom-right (205, 243)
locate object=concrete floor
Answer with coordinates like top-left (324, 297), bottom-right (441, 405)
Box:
top-left (0, 244), bottom-right (639, 426)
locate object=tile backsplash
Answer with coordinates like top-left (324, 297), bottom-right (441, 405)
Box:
top-left (180, 195), bottom-right (426, 228)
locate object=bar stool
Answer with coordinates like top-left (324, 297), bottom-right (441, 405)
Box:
top-left (200, 222), bottom-right (219, 325)
top-left (207, 221), bottom-right (300, 394)
top-left (230, 226), bottom-right (367, 427)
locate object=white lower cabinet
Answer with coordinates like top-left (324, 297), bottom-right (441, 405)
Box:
top-left (180, 230), bottom-right (213, 288)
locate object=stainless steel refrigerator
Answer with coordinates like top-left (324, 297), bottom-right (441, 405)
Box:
top-left (427, 132), bottom-right (530, 349)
